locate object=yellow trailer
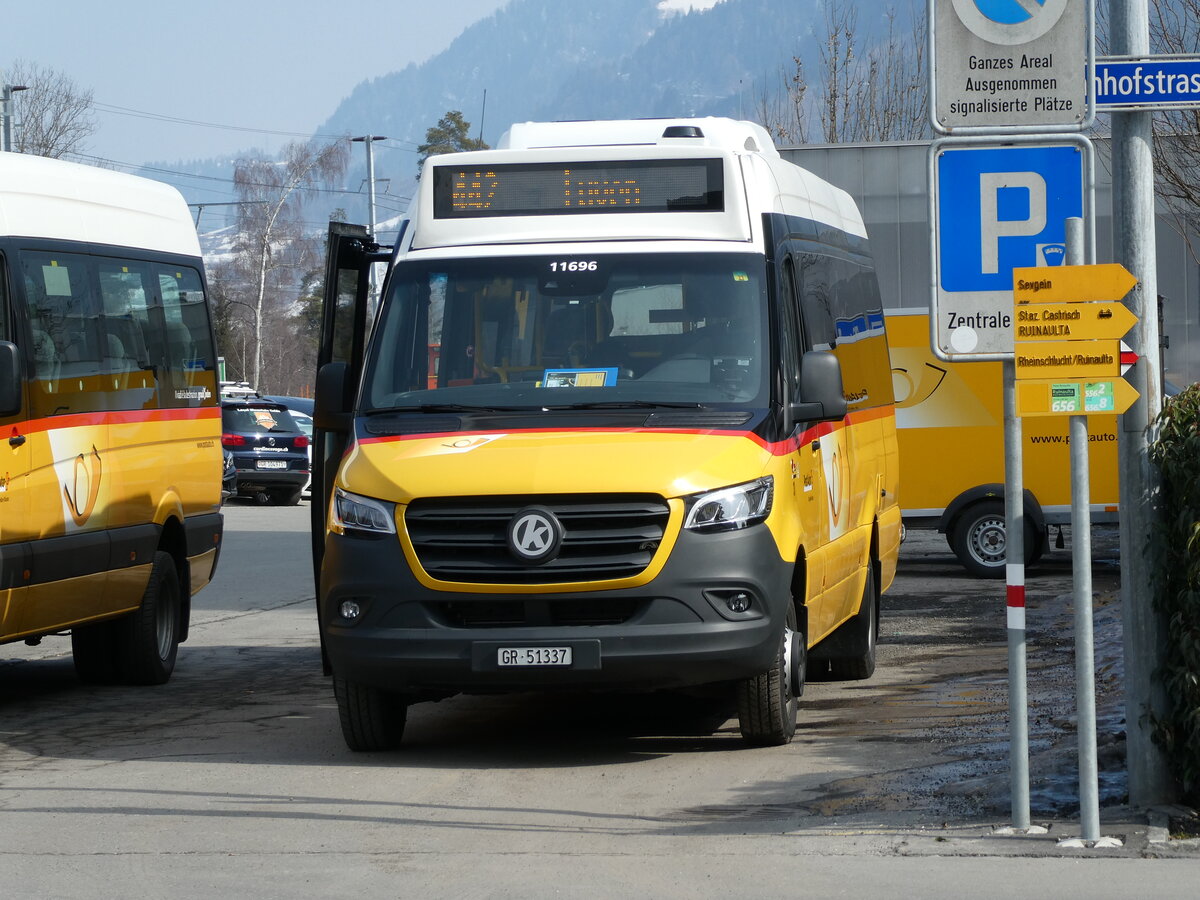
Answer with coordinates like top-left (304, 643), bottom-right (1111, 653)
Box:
top-left (887, 308), bottom-right (1118, 577)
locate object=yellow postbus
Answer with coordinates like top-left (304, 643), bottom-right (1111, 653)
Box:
top-left (0, 154), bottom-right (223, 684)
top-left (312, 118), bottom-right (901, 749)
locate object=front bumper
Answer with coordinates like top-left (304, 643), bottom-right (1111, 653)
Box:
top-left (320, 523), bottom-right (792, 696)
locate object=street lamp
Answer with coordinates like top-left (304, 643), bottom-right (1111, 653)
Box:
top-left (1, 83), bottom-right (29, 152)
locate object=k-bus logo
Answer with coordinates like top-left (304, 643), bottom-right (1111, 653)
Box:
top-left (951, 0), bottom-right (1069, 45)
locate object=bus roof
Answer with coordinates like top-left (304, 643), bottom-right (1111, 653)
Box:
top-left (0, 153), bottom-right (201, 258)
top-left (411, 118), bottom-right (866, 251)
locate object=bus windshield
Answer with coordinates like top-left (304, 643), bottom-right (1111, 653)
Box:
top-left (361, 252), bottom-right (770, 412)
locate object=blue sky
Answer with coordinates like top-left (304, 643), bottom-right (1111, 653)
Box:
top-left (3, 0), bottom-right (510, 165)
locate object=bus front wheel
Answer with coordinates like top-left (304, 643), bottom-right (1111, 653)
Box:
top-left (737, 601), bottom-right (801, 746)
top-left (334, 675), bottom-right (409, 751)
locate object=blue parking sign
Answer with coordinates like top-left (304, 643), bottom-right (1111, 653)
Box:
top-left (931, 139), bottom-right (1091, 358)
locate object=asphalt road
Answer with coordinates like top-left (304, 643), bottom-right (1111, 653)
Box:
top-left (2, 502), bottom-right (1196, 897)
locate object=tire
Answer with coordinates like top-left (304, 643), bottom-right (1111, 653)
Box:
top-left (334, 674), bottom-right (409, 751)
top-left (271, 487), bottom-right (303, 506)
top-left (825, 561), bottom-right (878, 681)
top-left (737, 601), bottom-right (802, 747)
top-left (115, 550), bottom-right (182, 685)
top-left (948, 500), bottom-right (1040, 579)
top-left (71, 619), bottom-right (121, 684)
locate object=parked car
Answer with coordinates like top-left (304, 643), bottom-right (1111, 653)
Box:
top-left (221, 449), bottom-right (237, 503)
top-left (220, 398), bottom-right (310, 505)
top-left (263, 397), bottom-right (314, 498)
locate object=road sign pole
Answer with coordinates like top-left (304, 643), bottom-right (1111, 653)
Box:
top-left (1064, 218), bottom-right (1100, 843)
top-left (1109, 0), bottom-right (1172, 808)
top-left (1003, 363), bottom-right (1030, 830)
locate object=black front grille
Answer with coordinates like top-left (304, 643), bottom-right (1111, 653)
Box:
top-left (405, 494), bottom-right (671, 584)
top-left (435, 597), bottom-right (644, 628)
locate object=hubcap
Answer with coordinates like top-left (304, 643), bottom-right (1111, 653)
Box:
top-left (970, 516), bottom-right (1007, 565)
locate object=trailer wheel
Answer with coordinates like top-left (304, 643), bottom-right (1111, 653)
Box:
top-left (948, 500), bottom-right (1040, 578)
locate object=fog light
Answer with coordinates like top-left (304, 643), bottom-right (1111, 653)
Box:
top-left (725, 592), bottom-right (752, 613)
top-left (340, 600), bottom-right (362, 620)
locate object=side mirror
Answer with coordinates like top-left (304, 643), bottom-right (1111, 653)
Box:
top-left (790, 350), bottom-right (847, 423)
top-left (313, 362), bottom-right (351, 433)
top-left (0, 341), bottom-right (22, 417)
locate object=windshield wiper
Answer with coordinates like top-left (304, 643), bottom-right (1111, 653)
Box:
top-left (541, 400), bottom-right (708, 411)
top-left (366, 403), bottom-right (529, 414)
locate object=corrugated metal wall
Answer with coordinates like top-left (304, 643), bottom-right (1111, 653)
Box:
top-left (782, 141), bottom-right (1199, 387)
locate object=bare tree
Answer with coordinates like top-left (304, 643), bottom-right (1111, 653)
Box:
top-left (756, 1), bottom-right (927, 145)
top-left (230, 139), bottom-right (349, 389)
top-left (6, 60), bottom-right (97, 158)
top-left (1147, 0), bottom-right (1200, 253)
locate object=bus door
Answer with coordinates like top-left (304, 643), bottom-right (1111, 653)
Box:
top-left (776, 254), bottom-right (829, 633)
top-left (311, 223), bottom-right (394, 627)
top-left (0, 254), bottom-right (31, 637)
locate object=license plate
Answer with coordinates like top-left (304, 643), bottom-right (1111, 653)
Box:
top-left (498, 647), bottom-right (572, 667)
top-left (256, 460), bottom-right (288, 469)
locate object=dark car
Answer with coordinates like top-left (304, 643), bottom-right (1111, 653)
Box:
top-left (221, 449), bottom-right (236, 503)
top-left (220, 399), bottom-right (310, 505)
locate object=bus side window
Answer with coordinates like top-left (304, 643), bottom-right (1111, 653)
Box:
top-left (156, 265), bottom-right (217, 407)
top-left (20, 250), bottom-right (105, 416)
top-left (778, 259), bottom-right (803, 405)
top-left (0, 253), bottom-right (9, 344)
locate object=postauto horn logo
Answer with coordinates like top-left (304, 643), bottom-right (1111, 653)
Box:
top-left (952, 0), bottom-right (1069, 46)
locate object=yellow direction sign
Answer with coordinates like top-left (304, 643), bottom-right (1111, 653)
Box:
top-left (1014, 301), bottom-right (1138, 342)
top-left (1014, 340), bottom-right (1121, 380)
top-left (1013, 263), bottom-right (1138, 304)
top-left (1016, 378), bottom-right (1140, 418)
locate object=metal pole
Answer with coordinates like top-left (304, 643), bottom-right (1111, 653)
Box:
top-left (351, 135), bottom-right (387, 314)
top-left (2, 84), bottom-right (14, 152)
top-left (1003, 361), bottom-right (1029, 830)
top-left (1109, 0), bottom-right (1172, 807)
top-left (1065, 217), bottom-right (1100, 842)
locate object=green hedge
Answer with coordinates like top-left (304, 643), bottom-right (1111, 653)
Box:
top-left (1150, 382), bottom-right (1200, 802)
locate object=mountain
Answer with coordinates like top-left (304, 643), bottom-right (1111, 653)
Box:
top-left (150, 0), bottom-right (912, 239)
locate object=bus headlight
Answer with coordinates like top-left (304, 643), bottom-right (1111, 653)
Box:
top-left (683, 477), bottom-right (773, 533)
top-left (331, 487), bottom-right (396, 535)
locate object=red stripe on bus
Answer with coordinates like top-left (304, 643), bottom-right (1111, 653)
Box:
top-left (14, 406), bottom-right (219, 436)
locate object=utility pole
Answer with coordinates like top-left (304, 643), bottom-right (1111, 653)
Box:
top-left (351, 135), bottom-right (387, 313)
top-left (351, 135), bottom-right (386, 240)
top-left (1109, 0), bottom-right (1172, 806)
top-left (1, 80), bottom-right (29, 152)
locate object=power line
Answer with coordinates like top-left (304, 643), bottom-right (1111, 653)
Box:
top-left (91, 101), bottom-right (421, 150)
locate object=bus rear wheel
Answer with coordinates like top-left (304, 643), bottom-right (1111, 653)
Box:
top-left (117, 550), bottom-right (182, 685)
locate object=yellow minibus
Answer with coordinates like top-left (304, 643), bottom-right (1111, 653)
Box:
top-left (0, 154), bottom-right (223, 684)
top-left (312, 119), bottom-right (901, 748)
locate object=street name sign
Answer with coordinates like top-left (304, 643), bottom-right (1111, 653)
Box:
top-left (1094, 56), bottom-right (1200, 111)
top-left (930, 137), bottom-right (1091, 360)
top-left (1013, 301), bottom-right (1137, 342)
top-left (931, 0), bottom-right (1094, 134)
top-left (1016, 377), bottom-right (1139, 416)
top-left (1011, 263), bottom-right (1137, 304)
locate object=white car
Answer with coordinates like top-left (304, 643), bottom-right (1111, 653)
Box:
top-left (290, 409), bottom-right (314, 498)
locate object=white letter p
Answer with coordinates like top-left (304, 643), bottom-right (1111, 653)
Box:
top-left (979, 171), bottom-right (1046, 274)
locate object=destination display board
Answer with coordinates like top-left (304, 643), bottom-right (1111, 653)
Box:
top-left (432, 159), bottom-right (725, 218)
